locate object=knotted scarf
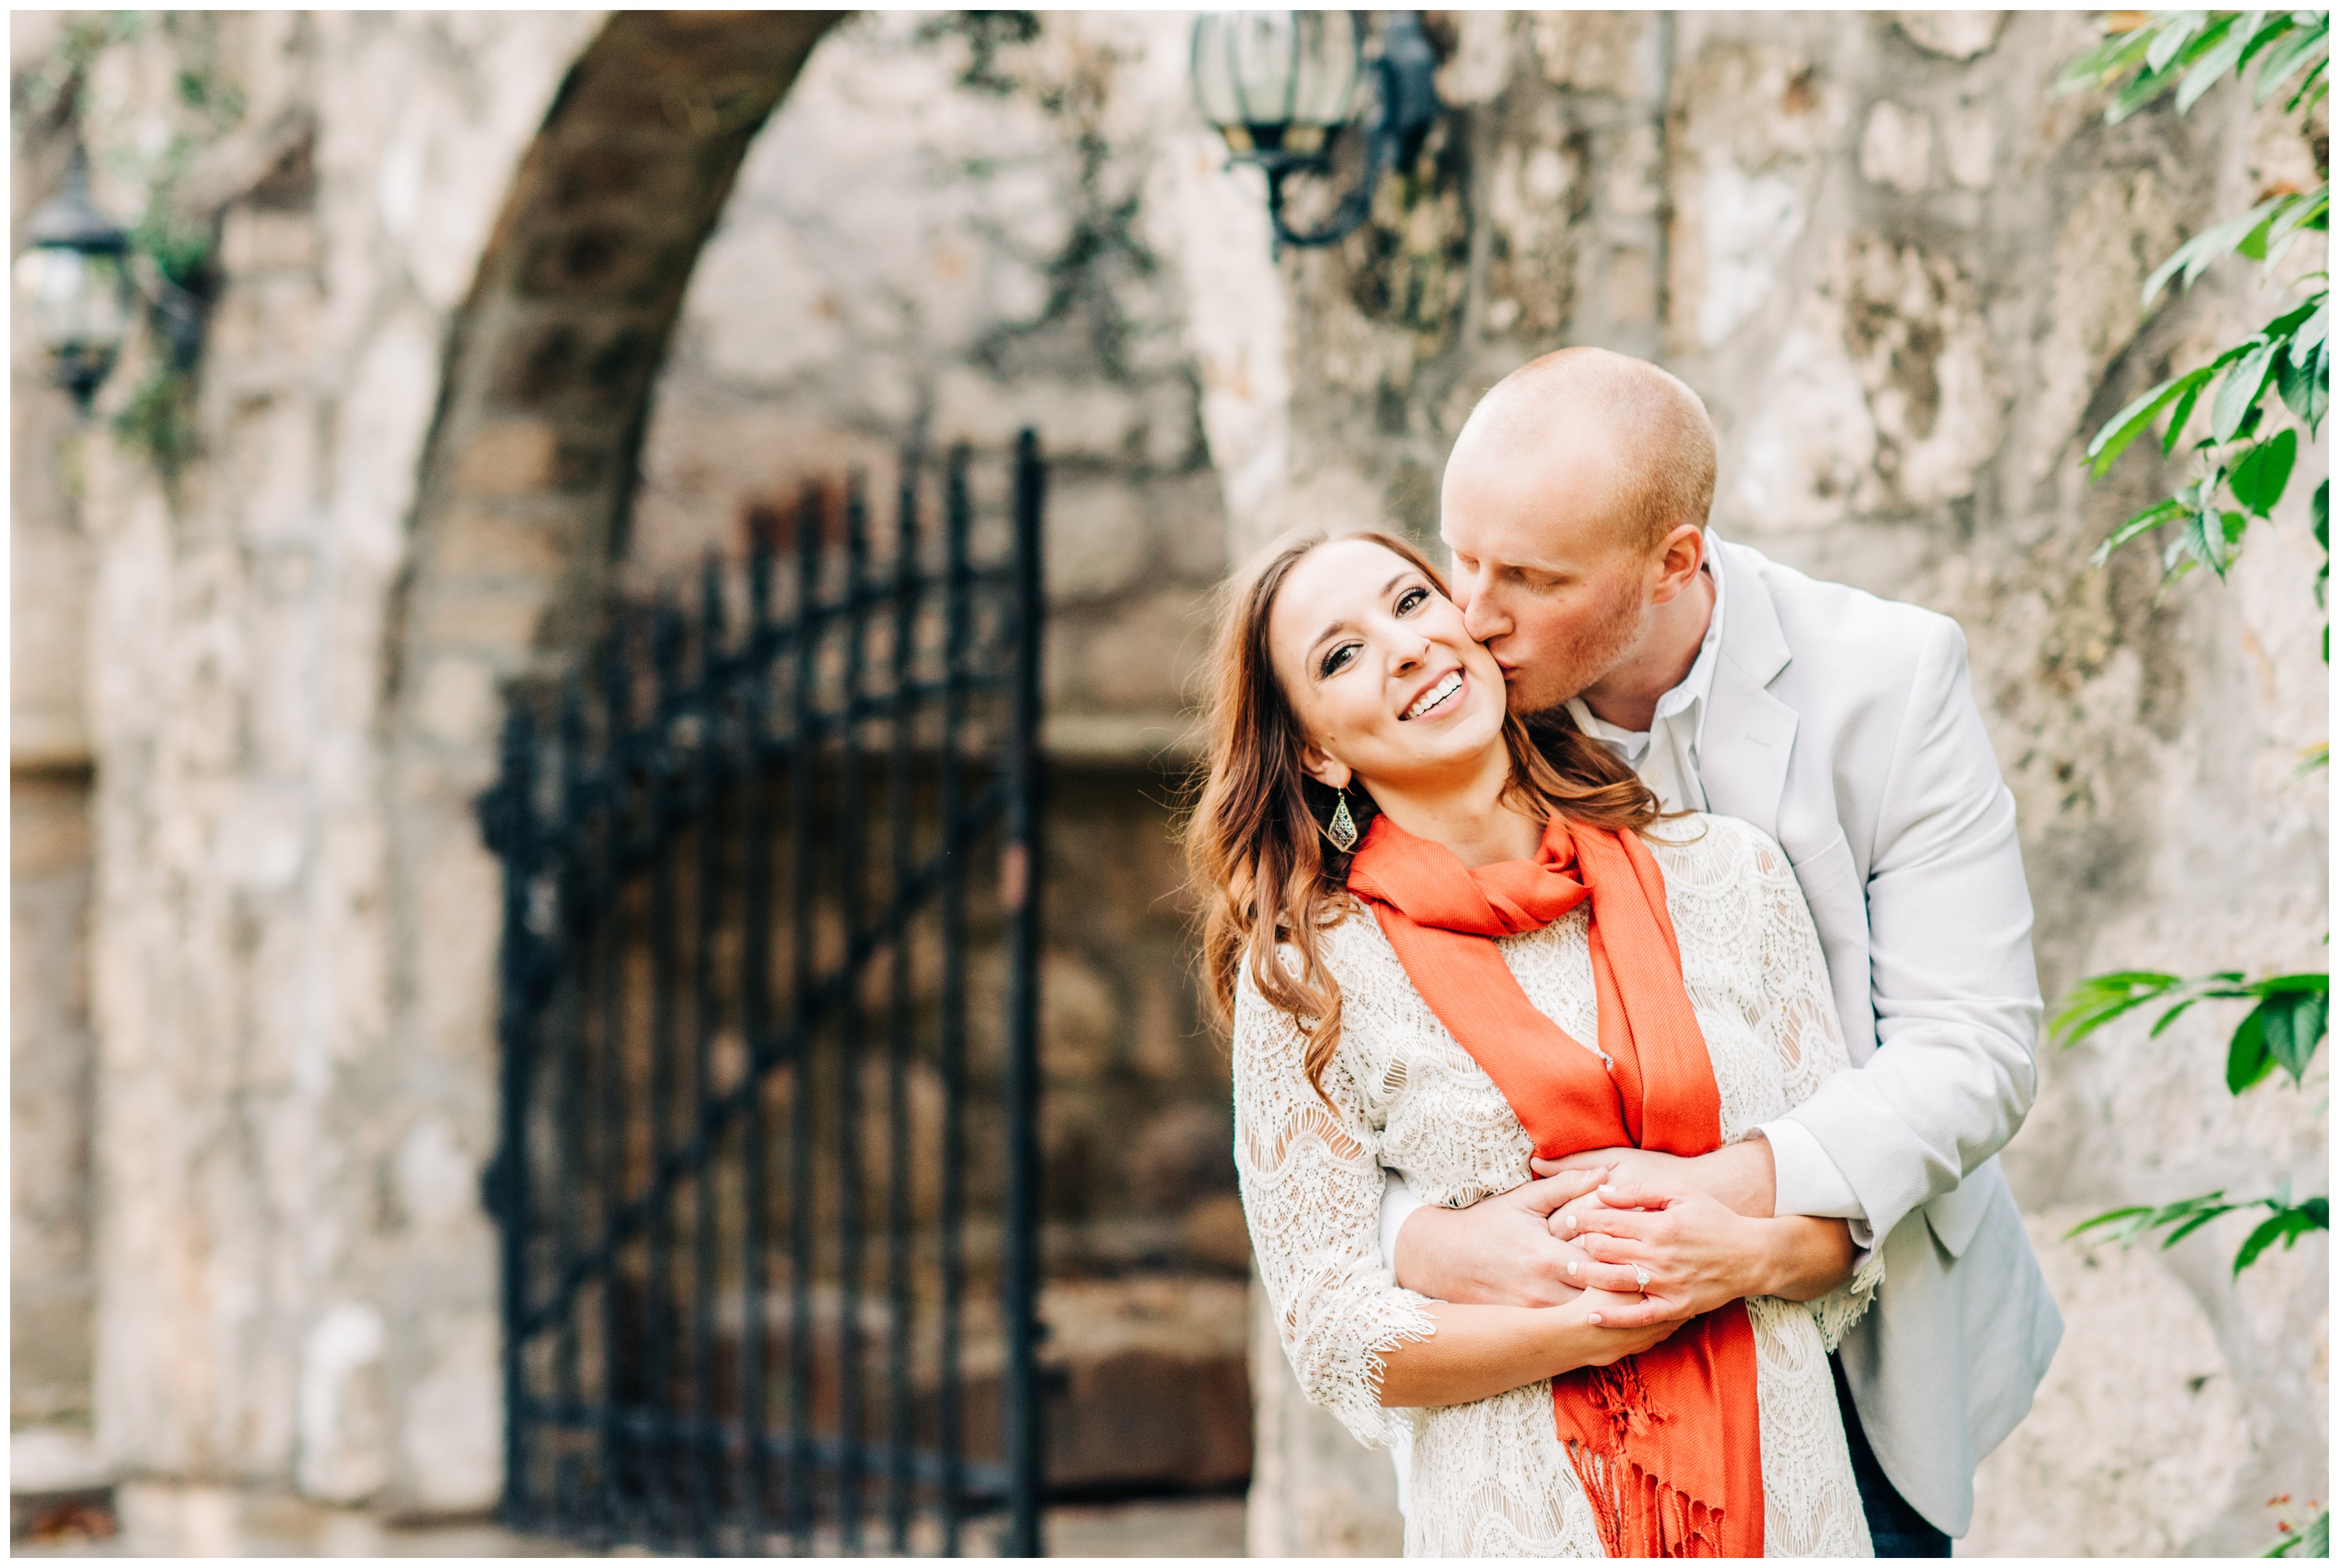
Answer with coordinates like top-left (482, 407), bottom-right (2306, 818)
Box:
top-left (1346, 810), bottom-right (1764, 1559)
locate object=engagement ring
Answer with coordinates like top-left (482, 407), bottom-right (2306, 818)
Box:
top-left (1633, 1265), bottom-right (1651, 1289)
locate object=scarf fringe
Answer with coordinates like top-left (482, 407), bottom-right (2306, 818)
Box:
top-left (1563, 1362), bottom-right (1730, 1559)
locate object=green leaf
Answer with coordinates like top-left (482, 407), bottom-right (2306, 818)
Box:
top-left (2295, 298), bottom-right (2331, 360)
top-left (2162, 375), bottom-right (2211, 454)
top-left (2145, 199), bottom-right (2284, 305)
top-left (2060, 23), bottom-right (2159, 94)
top-left (2177, 24), bottom-right (2251, 112)
top-left (2254, 20), bottom-right (2331, 104)
top-left (2147, 11), bottom-right (2211, 75)
top-left (2214, 338), bottom-right (2281, 442)
top-left (2237, 13), bottom-right (2298, 73)
top-left (2278, 335), bottom-right (2330, 432)
top-left (2231, 428), bottom-right (2300, 516)
top-left (2092, 498), bottom-right (2190, 565)
top-left (2262, 193), bottom-right (2330, 273)
top-left (2050, 969), bottom-right (2187, 1046)
top-left (2228, 1005), bottom-right (2278, 1091)
top-left (2249, 973), bottom-right (2330, 1082)
top-left (2067, 1191), bottom-right (2244, 1251)
top-left (2086, 368), bottom-right (2214, 476)
top-left (2286, 55), bottom-right (2329, 114)
top-left (2233, 1198), bottom-right (2328, 1274)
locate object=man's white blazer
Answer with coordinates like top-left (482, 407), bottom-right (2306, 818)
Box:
top-left (1702, 538), bottom-right (2062, 1537)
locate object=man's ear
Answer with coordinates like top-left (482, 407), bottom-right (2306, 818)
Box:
top-left (1298, 743), bottom-right (1353, 792)
top-left (1647, 522), bottom-right (1707, 603)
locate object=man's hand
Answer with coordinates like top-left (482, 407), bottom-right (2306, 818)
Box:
top-left (1392, 1166), bottom-right (1613, 1307)
top-left (1532, 1138), bottom-right (1777, 1219)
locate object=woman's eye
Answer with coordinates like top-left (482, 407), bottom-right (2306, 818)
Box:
top-left (1394, 585), bottom-right (1429, 615)
top-left (1319, 642), bottom-right (1357, 679)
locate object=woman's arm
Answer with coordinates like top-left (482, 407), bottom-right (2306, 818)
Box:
top-left (1377, 1292), bottom-right (1680, 1407)
top-left (1233, 951), bottom-right (1675, 1432)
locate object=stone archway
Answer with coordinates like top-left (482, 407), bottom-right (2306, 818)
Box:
top-left (392, 10), bottom-right (840, 777)
top-left (378, 9), bottom-right (840, 1512)
top-left (378, 11), bottom-right (843, 1238)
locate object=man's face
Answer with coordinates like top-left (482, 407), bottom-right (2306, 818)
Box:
top-left (1439, 449), bottom-right (1657, 716)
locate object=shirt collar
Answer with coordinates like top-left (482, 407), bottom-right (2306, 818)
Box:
top-left (1562, 556), bottom-right (1727, 743)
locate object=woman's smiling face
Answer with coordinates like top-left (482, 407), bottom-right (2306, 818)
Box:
top-left (1266, 536), bottom-right (1510, 794)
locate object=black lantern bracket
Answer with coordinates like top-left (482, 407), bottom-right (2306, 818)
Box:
top-left (1208, 12), bottom-right (1444, 253)
top-left (16, 140), bottom-right (215, 414)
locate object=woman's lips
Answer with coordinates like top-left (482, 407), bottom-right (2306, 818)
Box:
top-left (1401, 668), bottom-right (1466, 721)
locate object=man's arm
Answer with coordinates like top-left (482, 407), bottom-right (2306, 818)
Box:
top-left (1773, 617), bottom-right (2041, 1243)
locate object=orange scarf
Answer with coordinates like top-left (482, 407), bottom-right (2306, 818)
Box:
top-left (1347, 811), bottom-right (1763, 1559)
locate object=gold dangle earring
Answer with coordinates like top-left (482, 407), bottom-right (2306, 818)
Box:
top-left (1325, 788), bottom-right (1360, 853)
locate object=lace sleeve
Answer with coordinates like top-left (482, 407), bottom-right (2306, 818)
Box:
top-left (1749, 838), bottom-right (1884, 1351)
top-left (1232, 950), bottom-right (1437, 1450)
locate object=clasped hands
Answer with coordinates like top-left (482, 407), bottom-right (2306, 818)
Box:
top-left (1392, 1139), bottom-right (1854, 1336)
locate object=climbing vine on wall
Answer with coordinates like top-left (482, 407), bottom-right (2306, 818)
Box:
top-left (15, 11), bottom-right (247, 477)
top-left (2056, 11), bottom-right (2329, 1557)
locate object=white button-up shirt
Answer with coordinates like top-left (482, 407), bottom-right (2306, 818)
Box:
top-left (1559, 561), bottom-right (1866, 1229)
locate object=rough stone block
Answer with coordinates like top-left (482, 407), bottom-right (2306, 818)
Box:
top-left (447, 420), bottom-right (561, 497)
top-left (430, 508), bottom-right (580, 581)
top-left (1044, 478), bottom-right (1149, 603)
top-left (1533, 11), bottom-right (1652, 100)
top-left (1895, 11), bottom-right (2006, 61)
top-left (220, 209), bottom-right (321, 275)
top-left (1859, 101), bottom-right (1933, 194)
top-left (420, 587), bottom-right (551, 653)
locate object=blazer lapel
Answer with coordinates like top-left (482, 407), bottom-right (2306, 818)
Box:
top-left (1700, 542), bottom-right (1796, 844)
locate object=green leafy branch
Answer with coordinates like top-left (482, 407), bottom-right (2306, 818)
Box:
top-left (2064, 11), bottom-right (2329, 632)
top-left (2052, 968), bottom-right (2328, 1090)
top-left (2053, 967), bottom-right (2328, 1278)
top-left (2060, 9), bottom-right (2328, 126)
top-left (2066, 1187), bottom-right (2327, 1276)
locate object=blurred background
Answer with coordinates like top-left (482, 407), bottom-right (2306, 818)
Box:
top-left (9, 9), bottom-right (2326, 1558)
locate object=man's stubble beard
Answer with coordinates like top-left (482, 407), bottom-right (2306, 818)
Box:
top-left (1502, 575), bottom-right (1653, 721)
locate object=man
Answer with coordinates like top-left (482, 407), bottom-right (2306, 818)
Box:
top-left (1379, 347), bottom-right (2062, 1554)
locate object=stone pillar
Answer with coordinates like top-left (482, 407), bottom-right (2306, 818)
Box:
top-left (73, 11), bottom-right (597, 1510)
top-left (11, 58), bottom-right (102, 1451)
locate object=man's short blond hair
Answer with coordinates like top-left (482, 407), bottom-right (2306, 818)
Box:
top-left (1462, 347), bottom-right (1719, 554)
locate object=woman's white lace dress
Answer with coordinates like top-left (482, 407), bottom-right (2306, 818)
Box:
top-left (1233, 814), bottom-right (1881, 1557)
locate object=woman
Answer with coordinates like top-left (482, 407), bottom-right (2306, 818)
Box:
top-left (1189, 529), bottom-right (1881, 1557)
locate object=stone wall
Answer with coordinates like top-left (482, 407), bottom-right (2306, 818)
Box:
top-left (1224, 10), bottom-right (2328, 1557)
top-left (27, 9), bottom-right (602, 1511)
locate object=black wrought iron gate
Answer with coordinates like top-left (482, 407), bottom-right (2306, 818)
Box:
top-left (479, 435), bottom-right (1046, 1555)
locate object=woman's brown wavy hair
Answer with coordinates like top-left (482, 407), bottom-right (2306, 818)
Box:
top-left (1185, 527), bottom-right (1663, 1098)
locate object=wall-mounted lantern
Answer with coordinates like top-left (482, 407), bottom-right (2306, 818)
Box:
top-left (13, 146), bottom-right (133, 411)
top-left (1190, 10), bottom-right (1443, 251)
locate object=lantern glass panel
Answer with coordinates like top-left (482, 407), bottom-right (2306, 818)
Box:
top-left (1194, 11), bottom-right (1337, 130)
top-left (1288, 12), bottom-right (1362, 127)
top-left (13, 245), bottom-right (130, 358)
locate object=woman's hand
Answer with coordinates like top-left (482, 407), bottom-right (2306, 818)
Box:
top-left (1548, 1183), bottom-right (1859, 1326)
top-left (1566, 1287), bottom-right (1683, 1366)
top-left (1551, 1183), bottom-right (1774, 1326)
